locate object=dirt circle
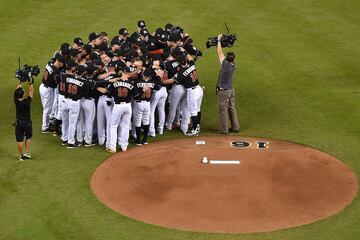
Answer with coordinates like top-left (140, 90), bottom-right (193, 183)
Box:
top-left (91, 136), bottom-right (357, 233)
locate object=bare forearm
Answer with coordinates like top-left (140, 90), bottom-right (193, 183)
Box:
top-left (28, 82), bottom-right (34, 98)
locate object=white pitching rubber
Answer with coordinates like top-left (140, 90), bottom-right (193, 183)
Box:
top-left (209, 160), bottom-right (240, 165)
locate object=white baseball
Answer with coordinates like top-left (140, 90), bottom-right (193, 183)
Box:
top-left (202, 157), bottom-right (208, 164)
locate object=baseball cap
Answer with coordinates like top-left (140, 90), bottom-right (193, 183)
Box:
top-left (140, 29), bottom-right (149, 37)
top-left (65, 59), bottom-right (77, 68)
top-left (98, 43), bottom-right (109, 52)
top-left (83, 44), bottom-right (93, 54)
top-left (176, 54), bottom-right (187, 65)
top-left (155, 28), bottom-right (164, 38)
top-left (90, 52), bottom-right (100, 60)
top-left (168, 33), bottom-right (181, 42)
top-left (143, 68), bottom-right (153, 78)
top-left (75, 65), bottom-right (87, 75)
top-left (60, 43), bottom-right (71, 55)
top-left (121, 65), bottom-right (132, 73)
top-left (165, 23), bottom-right (173, 32)
top-left (54, 52), bottom-right (65, 63)
top-left (73, 37), bottom-right (84, 46)
top-left (119, 27), bottom-right (128, 36)
top-left (88, 32), bottom-right (99, 42)
top-left (137, 20), bottom-right (146, 29)
top-left (70, 48), bottom-right (82, 57)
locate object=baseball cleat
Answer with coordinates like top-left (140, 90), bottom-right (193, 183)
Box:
top-left (84, 142), bottom-right (95, 147)
top-left (66, 144), bottom-right (77, 149)
top-left (106, 148), bottom-right (116, 153)
top-left (186, 129), bottom-right (199, 137)
top-left (61, 140), bottom-right (68, 146)
top-left (142, 140), bottom-right (148, 145)
top-left (41, 128), bottom-right (51, 134)
top-left (135, 140), bottom-right (142, 146)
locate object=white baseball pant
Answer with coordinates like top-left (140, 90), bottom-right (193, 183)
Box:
top-left (39, 83), bottom-right (55, 131)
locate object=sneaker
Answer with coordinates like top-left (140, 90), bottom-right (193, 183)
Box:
top-left (135, 140), bottom-right (142, 146)
top-left (84, 142), bottom-right (95, 147)
top-left (142, 140), bottom-right (148, 145)
top-left (186, 129), bottom-right (199, 137)
top-left (66, 143), bottom-right (77, 149)
top-left (23, 153), bottom-right (31, 159)
top-left (19, 155), bottom-right (24, 161)
top-left (61, 140), bottom-right (68, 146)
top-left (42, 128), bottom-right (51, 134)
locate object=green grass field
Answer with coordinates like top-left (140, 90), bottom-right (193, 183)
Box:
top-left (0, 0), bottom-right (359, 239)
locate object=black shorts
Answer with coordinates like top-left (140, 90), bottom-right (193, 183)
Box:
top-left (15, 120), bottom-right (32, 142)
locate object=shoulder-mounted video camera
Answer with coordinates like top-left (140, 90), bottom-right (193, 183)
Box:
top-left (206, 34), bottom-right (237, 49)
top-left (15, 58), bottom-right (40, 82)
top-left (206, 23), bottom-right (238, 49)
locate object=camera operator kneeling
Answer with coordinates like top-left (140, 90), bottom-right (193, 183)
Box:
top-left (14, 80), bottom-right (34, 161)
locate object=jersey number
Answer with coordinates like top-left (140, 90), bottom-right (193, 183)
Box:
top-left (67, 84), bottom-right (78, 95)
top-left (117, 88), bottom-right (128, 97)
top-left (142, 89), bottom-right (151, 98)
top-left (59, 82), bottom-right (66, 92)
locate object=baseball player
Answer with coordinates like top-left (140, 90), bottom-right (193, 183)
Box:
top-left (39, 53), bottom-right (64, 133)
top-left (161, 53), bottom-right (203, 136)
top-left (133, 68), bottom-right (160, 145)
top-left (97, 66), bottom-right (139, 153)
top-left (76, 65), bottom-right (97, 147)
top-left (163, 53), bottom-right (190, 134)
top-left (62, 63), bottom-right (94, 148)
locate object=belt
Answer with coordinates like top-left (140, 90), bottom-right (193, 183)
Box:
top-left (189, 85), bottom-right (198, 90)
top-left (135, 100), bottom-right (150, 103)
top-left (115, 102), bottom-right (129, 105)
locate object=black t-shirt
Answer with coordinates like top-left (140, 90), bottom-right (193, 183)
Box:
top-left (42, 63), bottom-right (60, 88)
top-left (173, 61), bottom-right (199, 88)
top-left (57, 72), bottom-right (67, 96)
top-left (14, 95), bottom-right (31, 121)
top-left (64, 75), bottom-right (94, 101)
top-left (133, 77), bottom-right (160, 101)
top-left (107, 79), bottom-right (138, 103)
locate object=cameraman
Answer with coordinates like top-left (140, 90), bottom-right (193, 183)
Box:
top-left (14, 79), bottom-right (34, 161)
top-left (216, 34), bottom-right (239, 134)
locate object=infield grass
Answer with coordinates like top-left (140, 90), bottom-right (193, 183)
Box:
top-left (0, 0), bottom-right (359, 239)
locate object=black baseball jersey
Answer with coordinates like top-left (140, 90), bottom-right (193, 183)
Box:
top-left (84, 76), bottom-right (98, 99)
top-left (183, 42), bottom-right (202, 57)
top-left (64, 75), bottom-right (94, 101)
top-left (173, 60), bottom-right (199, 88)
top-left (57, 72), bottom-right (67, 96)
top-left (165, 60), bottom-right (180, 79)
top-left (107, 79), bottom-right (138, 103)
top-left (42, 63), bottom-right (60, 88)
top-left (133, 77), bottom-right (160, 101)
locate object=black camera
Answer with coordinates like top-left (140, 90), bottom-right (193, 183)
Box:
top-left (15, 64), bottom-right (40, 82)
top-left (206, 34), bottom-right (237, 49)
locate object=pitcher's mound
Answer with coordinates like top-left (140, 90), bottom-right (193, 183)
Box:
top-left (91, 136), bottom-right (357, 233)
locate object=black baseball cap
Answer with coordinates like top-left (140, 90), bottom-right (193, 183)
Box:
top-left (155, 28), bottom-right (164, 38)
top-left (98, 43), bottom-right (109, 52)
top-left (73, 37), bottom-right (84, 46)
top-left (70, 48), bottom-right (82, 57)
top-left (119, 27), bottom-right (128, 36)
top-left (65, 59), bottom-right (77, 68)
top-left (75, 65), bottom-right (87, 75)
top-left (121, 65), bottom-right (132, 73)
top-left (176, 54), bottom-right (187, 65)
top-left (54, 52), bottom-right (65, 63)
top-left (85, 62), bottom-right (97, 74)
top-left (165, 23), bottom-right (173, 32)
top-left (140, 29), bottom-right (149, 37)
top-left (168, 33), bottom-right (181, 42)
top-left (83, 44), bottom-right (93, 54)
top-left (60, 43), bottom-right (71, 55)
top-left (137, 20), bottom-right (146, 29)
top-left (88, 32), bottom-right (99, 42)
top-left (143, 68), bottom-right (152, 78)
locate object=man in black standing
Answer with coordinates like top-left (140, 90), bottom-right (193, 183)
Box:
top-left (14, 79), bottom-right (34, 161)
top-left (216, 34), bottom-right (240, 134)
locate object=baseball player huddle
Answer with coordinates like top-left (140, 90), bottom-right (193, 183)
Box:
top-left (39, 20), bottom-right (203, 153)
